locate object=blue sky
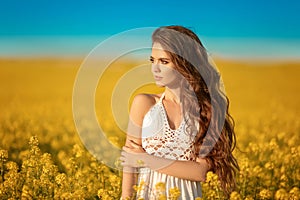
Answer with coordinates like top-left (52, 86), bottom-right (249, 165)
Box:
top-left (0, 0), bottom-right (299, 58)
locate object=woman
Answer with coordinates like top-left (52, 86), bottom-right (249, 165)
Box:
top-left (120, 25), bottom-right (239, 199)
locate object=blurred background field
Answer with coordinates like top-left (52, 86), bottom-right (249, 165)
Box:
top-left (0, 57), bottom-right (299, 199)
top-left (1, 0), bottom-right (300, 199)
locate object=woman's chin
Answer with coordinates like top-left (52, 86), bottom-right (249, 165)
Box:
top-left (155, 81), bottom-right (165, 87)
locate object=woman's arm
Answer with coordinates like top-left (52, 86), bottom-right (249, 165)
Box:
top-left (121, 93), bottom-right (209, 183)
top-left (122, 141), bottom-right (209, 182)
top-left (121, 166), bottom-right (137, 198)
top-left (121, 94), bottom-right (156, 199)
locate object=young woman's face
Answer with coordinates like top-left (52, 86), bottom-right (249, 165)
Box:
top-left (150, 42), bottom-right (181, 88)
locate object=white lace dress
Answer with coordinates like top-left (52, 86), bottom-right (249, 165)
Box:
top-left (136, 93), bottom-right (202, 199)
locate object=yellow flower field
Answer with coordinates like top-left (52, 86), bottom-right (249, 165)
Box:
top-left (0, 58), bottom-right (299, 199)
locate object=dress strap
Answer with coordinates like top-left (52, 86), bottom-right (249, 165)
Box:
top-left (159, 92), bottom-right (165, 102)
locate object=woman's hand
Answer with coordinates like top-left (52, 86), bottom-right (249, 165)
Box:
top-left (120, 140), bottom-right (148, 168)
top-left (124, 139), bottom-right (145, 153)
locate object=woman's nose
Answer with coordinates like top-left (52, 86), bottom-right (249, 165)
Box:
top-left (151, 63), bottom-right (161, 73)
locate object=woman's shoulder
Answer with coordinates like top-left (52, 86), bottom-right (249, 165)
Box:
top-left (133, 93), bottom-right (162, 103)
top-left (131, 93), bottom-right (163, 115)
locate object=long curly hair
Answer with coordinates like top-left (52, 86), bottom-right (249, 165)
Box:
top-left (152, 25), bottom-right (239, 196)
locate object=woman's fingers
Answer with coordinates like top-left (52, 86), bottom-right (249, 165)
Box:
top-left (129, 139), bottom-right (140, 146)
top-left (123, 143), bottom-right (145, 153)
top-left (128, 140), bottom-right (146, 153)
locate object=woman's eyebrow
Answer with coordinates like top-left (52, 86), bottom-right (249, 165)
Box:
top-left (159, 58), bottom-right (170, 61)
top-left (150, 56), bottom-right (170, 60)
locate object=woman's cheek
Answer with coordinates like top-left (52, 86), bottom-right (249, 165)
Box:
top-left (162, 69), bottom-right (181, 86)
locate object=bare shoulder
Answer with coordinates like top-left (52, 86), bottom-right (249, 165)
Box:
top-left (130, 93), bottom-right (161, 116)
top-left (126, 93), bottom-right (162, 142)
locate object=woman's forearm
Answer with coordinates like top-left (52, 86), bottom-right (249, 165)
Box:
top-left (143, 154), bottom-right (208, 182)
top-left (121, 167), bottom-right (138, 199)
top-left (121, 147), bottom-right (209, 181)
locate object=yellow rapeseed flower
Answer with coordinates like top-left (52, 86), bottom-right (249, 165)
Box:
top-left (264, 162), bottom-right (274, 171)
top-left (206, 171), bottom-right (219, 183)
top-left (169, 187), bottom-right (181, 200)
top-left (259, 189), bottom-right (272, 200)
top-left (155, 182), bottom-right (166, 192)
top-left (230, 191), bottom-right (242, 200)
top-left (134, 179), bottom-right (145, 194)
top-left (72, 144), bottom-right (84, 158)
top-left (253, 165), bottom-right (262, 176)
top-left (291, 147), bottom-right (298, 158)
top-left (289, 187), bottom-right (300, 200)
top-left (0, 149), bottom-right (8, 162)
top-left (268, 138), bottom-right (279, 150)
top-left (244, 196), bottom-right (254, 200)
top-left (157, 194), bottom-right (167, 200)
top-left (274, 188), bottom-right (288, 200)
top-left (5, 161), bottom-right (18, 171)
top-left (55, 173), bottom-right (67, 186)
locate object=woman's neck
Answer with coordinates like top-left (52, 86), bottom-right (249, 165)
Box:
top-left (164, 87), bottom-right (182, 104)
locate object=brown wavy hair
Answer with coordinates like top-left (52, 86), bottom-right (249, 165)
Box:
top-left (152, 25), bottom-right (239, 196)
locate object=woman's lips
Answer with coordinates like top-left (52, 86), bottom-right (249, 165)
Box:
top-left (154, 75), bottom-right (163, 81)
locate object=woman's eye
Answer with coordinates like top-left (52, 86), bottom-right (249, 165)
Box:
top-left (149, 58), bottom-right (154, 63)
top-left (161, 60), bottom-right (169, 65)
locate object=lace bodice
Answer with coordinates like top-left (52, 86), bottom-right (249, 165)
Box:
top-left (141, 93), bottom-right (199, 161)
